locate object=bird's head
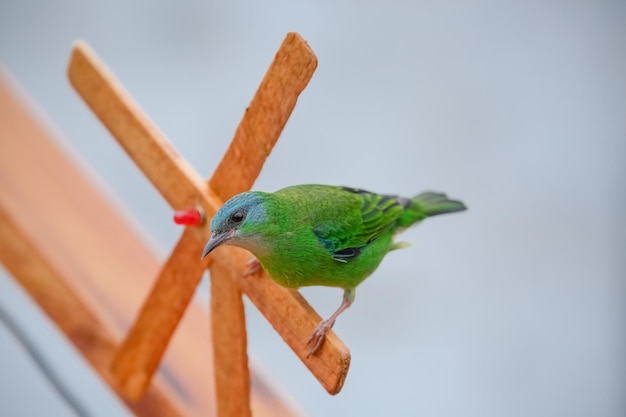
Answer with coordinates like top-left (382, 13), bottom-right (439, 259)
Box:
top-left (201, 191), bottom-right (268, 259)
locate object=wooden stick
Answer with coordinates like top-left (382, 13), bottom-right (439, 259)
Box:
top-left (110, 228), bottom-right (207, 399)
top-left (214, 248), bottom-right (351, 395)
top-left (210, 257), bottom-right (251, 417)
top-left (209, 32), bottom-right (318, 200)
top-left (0, 204), bottom-right (188, 417)
top-left (0, 77), bottom-right (188, 415)
top-left (67, 40), bottom-right (222, 213)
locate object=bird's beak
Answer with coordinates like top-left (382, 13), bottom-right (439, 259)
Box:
top-left (201, 231), bottom-right (232, 259)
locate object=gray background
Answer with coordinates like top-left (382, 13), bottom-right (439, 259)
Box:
top-left (1, 1), bottom-right (624, 416)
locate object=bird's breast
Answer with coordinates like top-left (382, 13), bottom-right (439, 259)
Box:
top-left (257, 229), bottom-right (393, 290)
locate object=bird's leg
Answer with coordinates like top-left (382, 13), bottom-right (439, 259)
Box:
top-left (307, 287), bottom-right (355, 357)
top-left (243, 257), bottom-right (261, 277)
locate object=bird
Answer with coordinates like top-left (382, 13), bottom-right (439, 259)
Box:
top-left (201, 184), bottom-right (466, 356)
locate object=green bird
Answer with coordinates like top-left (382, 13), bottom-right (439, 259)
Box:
top-left (201, 184), bottom-right (466, 356)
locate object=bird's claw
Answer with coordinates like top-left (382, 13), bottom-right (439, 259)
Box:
top-left (306, 319), bottom-right (334, 357)
top-left (243, 257), bottom-right (261, 277)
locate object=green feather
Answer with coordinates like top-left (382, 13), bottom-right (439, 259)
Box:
top-left (398, 191), bottom-right (467, 227)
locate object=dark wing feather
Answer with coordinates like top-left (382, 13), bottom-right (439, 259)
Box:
top-left (313, 187), bottom-right (406, 262)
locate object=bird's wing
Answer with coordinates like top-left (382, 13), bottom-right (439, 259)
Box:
top-left (313, 187), bottom-right (406, 262)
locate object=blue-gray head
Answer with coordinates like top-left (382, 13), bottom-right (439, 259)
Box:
top-left (201, 191), bottom-right (268, 258)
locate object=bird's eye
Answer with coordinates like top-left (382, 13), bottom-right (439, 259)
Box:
top-left (230, 211), bottom-right (245, 223)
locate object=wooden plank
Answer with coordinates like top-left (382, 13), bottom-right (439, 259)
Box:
top-left (214, 247), bottom-right (351, 395)
top-left (210, 260), bottom-right (251, 417)
top-left (110, 228), bottom-right (208, 399)
top-left (67, 38), bottom-right (351, 394)
top-left (0, 76), bottom-right (189, 417)
top-left (0, 204), bottom-right (186, 417)
top-left (0, 74), bottom-right (302, 417)
top-left (67, 40), bottom-right (222, 214)
top-left (209, 31), bottom-right (318, 200)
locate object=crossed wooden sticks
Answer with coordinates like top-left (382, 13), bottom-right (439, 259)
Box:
top-left (68, 32), bottom-right (350, 416)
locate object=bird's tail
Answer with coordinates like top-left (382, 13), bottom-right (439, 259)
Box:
top-left (398, 192), bottom-right (467, 227)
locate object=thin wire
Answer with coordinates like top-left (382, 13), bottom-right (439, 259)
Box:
top-left (0, 300), bottom-right (92, 417)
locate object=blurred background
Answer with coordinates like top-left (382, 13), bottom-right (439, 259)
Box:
top-left (1, 1), bottom-right (624, 416)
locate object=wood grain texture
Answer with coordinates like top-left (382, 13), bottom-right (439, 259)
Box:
top-left (209, 32), bottom-right (318, 200)
top-left (0, 76), bottom-right (189, 417)
top-left (0, 74), bottom-right (302, 417)
top-left (0, 204), bottom-right (186, 417)
top-left (110, 228), bottom-right (208, 399)
top-left (67, 40), bottom-right (221, 214)
top-left (210, 258), bottom-right (251, 417)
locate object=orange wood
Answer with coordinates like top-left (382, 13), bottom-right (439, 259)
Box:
top-left (0, 76), bottom-right (192, 416)
top-left (210, 258), bottom-right (252, 417)
top-left (0, 204), bottom-right (186, 417)
top-left (67, 40), bottom-right (222, 214)
top-left (110, 228), bottom-right (208, 399)
top-left (209, 31), bottom-right (318, 200)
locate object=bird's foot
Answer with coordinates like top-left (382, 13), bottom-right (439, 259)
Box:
top-left (243, 257), bottom-right (261, 277)
top-left (306, 318), bottom-right (335, 357)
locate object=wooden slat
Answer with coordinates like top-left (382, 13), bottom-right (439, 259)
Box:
top-left (0, 76), bottom-right (189, 417)
top-left (67, 40), bottom-right (221, 214)
top-left (0, 204), bottom-right (185, 417)
top-left (110, 228), bottom-right (208, 399)
top-left (67, 38), bottom-right (351, 395)
top-left (209, 31), bottom-right (318, 200)
top-left (210, 259), bottom-right (251, 417)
